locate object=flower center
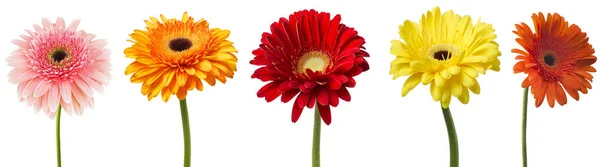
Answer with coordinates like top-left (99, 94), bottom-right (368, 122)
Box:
top-left (51, 49), bottom-right (68, 63)
top-left (298, 51), bottom-right (329, 73)
top-left (543, 54), bottom-right (555, 66)
top-left (428, 44), bottom-right (458, 61)
top-left (169, 38), bottom-right (193, 52)
top-left (433, 50), bottom-right (452, 61)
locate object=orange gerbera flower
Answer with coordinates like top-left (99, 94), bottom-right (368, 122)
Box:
top-left (513, 12), bottom-right (596, 107)
top-left (124, 12), bottom-right (238, 102)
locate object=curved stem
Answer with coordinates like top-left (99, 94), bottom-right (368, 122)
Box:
top-left (56, 105), bottom-right (62, 167)
top-left (312, 107), bottom-right (321, 167)
top-left (441, 106), bottom-right (458, 167)
top-left (179, 99), bottom-right (191, 167)
top-left (522, 87), bottom-right (529, 167)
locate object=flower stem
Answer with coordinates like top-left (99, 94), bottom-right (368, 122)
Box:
top-left (56, 105), bottom-right (62, 167)
top-left (312, 106), bottom-right (321, 167)
top-left (441, 106), bottom-right (458, 167)
top-left (522, 87), bottom-right (529, 167)
top-left (179, 99), bottom-right (191, 167)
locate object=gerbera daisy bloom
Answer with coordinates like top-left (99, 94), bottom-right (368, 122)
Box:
top-left (250, 9), bottom-right (369, 126)
top-left (390, 7), bottom-right (501, 109)
top-left (124, 12), bottom-right (237, 102)
top-left (389, 7), bottom-right (501, 167)
top-left (7, 17), bottom-right (111, 118)
top-left (513, 12), bottom-right (596, 108)
top-left (250, 9), bottom-right (369, 166)
top-left (6, 17), bottom-right (110, 166)
top-left (124, 12), bottom-right (237, 167)
top-left (512, 12), bottom-right (596, 167)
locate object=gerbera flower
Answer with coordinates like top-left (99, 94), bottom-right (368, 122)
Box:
top-left (250, 9), bottom-right (369, 126)
top-left (124, 12), bottom-right (237, 167)
top-left (7, 17), bottom-right (111, 118)
top-left (250, 9), bottom-right (369, 166)
top-left (389, 7), bottom-right (501, 167)
top-left (7, 17), bottom-right (110, 167)
top-left (390, 7), bottom-right (501, 109)
top-left (124, 12), bottom-right (238, 102)
top-left (512, 12), bottom-right (596, 167)
top-left (513, 12), bottom-right (596, 108)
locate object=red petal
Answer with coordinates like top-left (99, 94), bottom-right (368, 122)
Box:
top-left (319, 12), bottom-right (330, 48)
top-left (338, 87), bottom-right (351, 102)
top-left (328, 77), bottom-right (342, 90)
top-left (317, 87), bottom-right (329, 105)
top-left (309, 10), bottom-right (320, 47)
top-left (307, 91), bottom-right (317, 109)
top-left (345, 77), bottom-right (356, 88)
top-left (317, 104), bottom-right (332, 125)
top-left (299, 81), bottom-right (317, 92)
top-left (329, 90), bottom-right (340, 107)
top-left (326, 15), bottom-right (341, 50)
top-left (297, 92), bottom-right (311, 108)
top-left (257, 82), bottom-right (278, 98)
top-left (291, 98), bottom-right (304, 123)
top-left (281, 89), bottom-right (300, 103)
top-left (278, 81), bottom-right (293, 92)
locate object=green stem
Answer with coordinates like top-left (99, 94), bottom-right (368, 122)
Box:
top-left (312, 107), bottom-right (321, 167)
top-left (522, 87), bottom-right (529, 167)
top-left (56, 105), bottom-right (62, 167)
top-left (441, 106), bottom-right (458, 167)
top-left (179, 99), bottom-right (191, 167)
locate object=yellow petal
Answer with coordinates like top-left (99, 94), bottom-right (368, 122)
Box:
top-left (410, 60), bottom-right (426, 71)
top-left (199, 60), bottom-right (213, 72)
top-left (458, 86), bottom-right (470, 104)
top-left (421, 72), bottom-right (434, 84)
top-left (401, 73), bottom-right (423, 96)
top-left (459, 72), bottom-right (475, 88)
top-left (161, 88), bottom-right (171, 102)
top-left (440, 69), bottom-right (452, 79)
top-left (450, 78), bottom-right (463, 97)
top-left (447, 66), bottom-right (460, 75)
top-left (182, 12), bottom-right (189, 23)
top-left (434, 73), bottom-right (446, 87)
top-left (430, 82), bottom-right (442, 101)
top-left (469, 79), bottom-right (480, 94)
top-left (441, 84), bottom-right (452, 109)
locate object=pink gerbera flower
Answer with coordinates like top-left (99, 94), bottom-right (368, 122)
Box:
top-left (7, 18), bottom-right (111, 119)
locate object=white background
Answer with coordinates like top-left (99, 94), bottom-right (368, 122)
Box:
top-left (0, 0), bottom-right (598, 166)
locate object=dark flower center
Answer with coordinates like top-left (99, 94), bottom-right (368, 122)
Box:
top-left (51, 50), bottom-right (68, 63)
top-left (543, 54), bottom-right (555, 66)
top-left (169, 38), bottom-right (193, 52)
top-left (433, 50), bottom-right (452, 61)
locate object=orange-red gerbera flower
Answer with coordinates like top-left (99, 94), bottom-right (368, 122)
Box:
top-left (513, 12), bottom-right (596, 107)
top-left (250, 9), bottom-right (370, 125)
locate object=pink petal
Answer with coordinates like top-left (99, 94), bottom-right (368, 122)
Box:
top-left (33, 80), bottom-right (51, 97)
top-left (41, 18), bottom-right (52, 29)
top-left (90, 39), bottom-right (107, 48)
top-left (22, 79), bottom-right (41, 98)
top-left (73, 77), bottom-right (93, 97)
top-left (80, 73), bottom-right (103, 92)
top-left (8, 69), bottom-right (36, 84)
top-left (48, 84), bottom-right (60, 112)
top-left (33, 24), bottom-right (42, 32)
top-left (71, 83), bottom-right (87, 105)
top-left (11, 39), bottom-right (28, 48)
top-left (56, 17), bottom-right (65, 28)
top-left (60, 81), bottom-right (72, 103)
top-left (67, 19), bottom-right (80, 31)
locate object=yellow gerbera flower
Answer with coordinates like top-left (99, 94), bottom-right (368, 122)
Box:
top-left (124, 12), bottom-right (238, 102)
top-left (390, 7), bottom-right (501, 108)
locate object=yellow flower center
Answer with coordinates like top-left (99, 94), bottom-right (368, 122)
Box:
top-left (298, 51), bottom-right (329, 73)
top-left (428, 44), bottom-right (458, 61)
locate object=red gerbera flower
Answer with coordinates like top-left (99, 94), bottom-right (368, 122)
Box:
top-left (250, 9), bottom-right (370, 125)
top-left (513, 12), bottom-right (596, 107)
